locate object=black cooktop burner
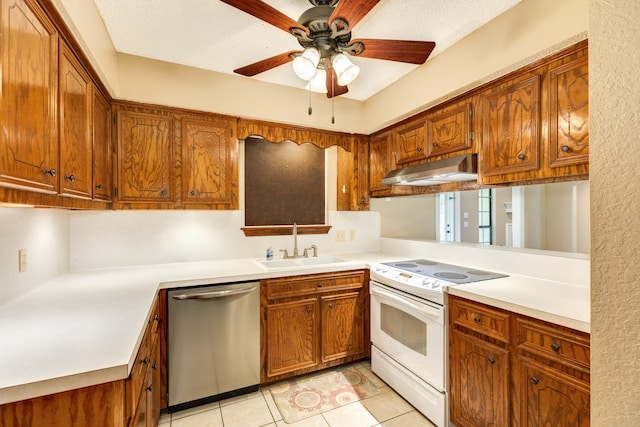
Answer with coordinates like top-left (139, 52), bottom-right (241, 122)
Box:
top-left (383, 259), bottom-right (507, 284)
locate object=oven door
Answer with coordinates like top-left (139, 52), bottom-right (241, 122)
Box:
top-left (370, 281), bottom-right (445, 391)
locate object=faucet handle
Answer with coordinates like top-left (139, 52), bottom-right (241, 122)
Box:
top-left (310, 245), bottom-right (318, 257)
top-left (303, 245), bottom-right (318, 258)
top-left (279, 249), bottom-right (289, 259)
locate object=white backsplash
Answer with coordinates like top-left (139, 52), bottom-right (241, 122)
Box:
top-left (0, 208), bottom-right (70, 305)
top-left (69, 210), bottom-right (381, 271)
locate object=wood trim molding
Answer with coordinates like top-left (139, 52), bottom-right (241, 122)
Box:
top-left (241, 225), bottom-right (332, 237)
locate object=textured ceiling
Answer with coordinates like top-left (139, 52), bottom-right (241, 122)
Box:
top-left (94, 0), bottom-right (521, 101)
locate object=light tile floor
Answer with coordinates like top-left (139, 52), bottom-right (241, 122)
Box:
top-left (159, 361), bottom-right (436, 427)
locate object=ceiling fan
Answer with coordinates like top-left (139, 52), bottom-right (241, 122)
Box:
top-left (220, 0), bottom-right (436, 98)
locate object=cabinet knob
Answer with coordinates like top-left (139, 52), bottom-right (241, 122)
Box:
top-left (473, 316), bottom-right (481, 324)
top-left (141, 357), bottom-right (150, 365)
top-left (561, 145), bottom-right (570, 152)
top-left (328, 303), bottom-right (334, 309)
top-left (517, 153), bottom-right (526, 160)
top-left (488, 357), bottom-right (496, 365)
top-left (146, 384), bottom-right (153, 392)
top-left (417, 147), bottom-right (422, 152)
top-left (160, 189), bottom-right (167, 197)
top-left (306, 307), bottom-right (312, 314)
top-left (550, 342), bottom-right (561, 352)
top-left (153, 315), bottom-right (160, 323)
top-left (65, 174), bottom-right (75, 182)
top-left (190, 190), bottom-right (196, 196)
top-left (317, 283), bottom-right (322, 288)
top-left (152, 363), bottom-right (158, 370)
top-left (95, 184), bottom-right (103, 190)
top-left (530, 376), bottom-right (540, 385)
top-left (44, 169), bottom-right (56, 177)
top-left (432, 143), bottom-right (438, 147)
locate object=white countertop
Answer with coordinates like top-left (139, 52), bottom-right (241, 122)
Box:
top-left (0, 252), bottom-right (589, 405)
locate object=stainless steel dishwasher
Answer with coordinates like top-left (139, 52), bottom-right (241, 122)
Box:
top-left (167, 281), bottom-right (260, 412)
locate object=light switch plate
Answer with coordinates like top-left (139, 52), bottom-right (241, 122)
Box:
top-left (18, 248), bottom-right (27, 272)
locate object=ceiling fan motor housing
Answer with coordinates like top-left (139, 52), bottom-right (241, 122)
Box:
top-left (294, 6), bottom-right (352, 62)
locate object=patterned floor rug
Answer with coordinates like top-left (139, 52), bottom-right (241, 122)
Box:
top-left (270, 364), bottom-right (381, 423)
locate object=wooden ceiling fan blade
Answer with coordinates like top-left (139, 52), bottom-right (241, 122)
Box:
top-left (220, 0), bottom-right (308, 35)
top-left (329, 0), bottom-right (380, 30)
top-left (325, 68), bottom-right (348, 98)
top-left (351, 39), bottom-right (436, 64)
top-left (233, 51), bottom-right (299, 76)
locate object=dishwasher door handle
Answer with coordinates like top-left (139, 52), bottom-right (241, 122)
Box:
top-left (171, 285), bottom-right (257, 300)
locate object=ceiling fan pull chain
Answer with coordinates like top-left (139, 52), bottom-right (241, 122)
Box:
top-left (331, 72), bottom-right (335, 124)
top-left (308, 86), bottom-right (313, 115)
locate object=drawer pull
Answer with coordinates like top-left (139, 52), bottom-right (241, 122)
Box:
top-left (141, 357), bottom-right (150, 365)
top-left (530, 376), bottom-right (540, 385)
top-left (488, 357), bottom-right (496, 365)
top-left (551, 342), bottom-right (561, 352)
top-left (473, 316), bottom-right (481, 324)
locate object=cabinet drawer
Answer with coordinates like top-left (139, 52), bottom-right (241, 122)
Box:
top-left (516, 318), bottom-right (590, 370)
top-left (129, 299), bottom-right (160, 416)
top-left (265, 271), bottom-right (365, 300)
top-left (451, 298), bottom-right (509, 342)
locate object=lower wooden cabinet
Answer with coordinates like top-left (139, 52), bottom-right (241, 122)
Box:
top-left (261, 270), bottom-right (369, 383)
top-left (449, 295), bottom-right (590, 427)
top-left (0, 296), bottom-right (162, 427)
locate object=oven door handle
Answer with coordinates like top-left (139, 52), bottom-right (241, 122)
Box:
top-left (371, 286), bottom-right (443, 320)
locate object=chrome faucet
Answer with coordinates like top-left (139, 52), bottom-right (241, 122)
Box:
top-left (279, 223), bottom-right (317, 258)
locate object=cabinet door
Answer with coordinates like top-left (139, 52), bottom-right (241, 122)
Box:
top-left (395, 120), bottom-right (427, 164)
top-left (59, 41), bottom-right (93, 199)
top-left (321, 292), bottom-right (364, 362)
top-left (549, 56), bottom-right (589, 168)
top-left (266, 298), bottom-right (318, 378)
top-left (450, 330), bottom-right (510, 427)
top-left (116, 110), bottom-right (174, 203)
top-left (0, 0), bottom-right (58, 193)
top-left (180, 118), bottom-right (237, 207)
top-left (92, 89), bottom-right (112, 201)
top-left (369, 132), bottom-right (392, 192)
top-left (517, 356), bottom-right (590, 427)
top-left (481, 75), bottom-right (540, 176)
top-left (337, 136), bottom-right (369, 211)
top-left (426, 102), bottom-right (472, 157)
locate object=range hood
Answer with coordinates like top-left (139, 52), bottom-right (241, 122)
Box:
top-left (382, 154), bottom-right (478, 186)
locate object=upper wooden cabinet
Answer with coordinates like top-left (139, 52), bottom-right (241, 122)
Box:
top-left (395, 120), bottom-right (427, 164)
top-left (0, 0), bottom-right (58, 194)
top-left (337, 135), bottom-right (369, 211)
top-left (479, 42), bottom-right (589, 185)
top-left (548, 56), bottom-right (589, 168)
top-left (481, 74), bottom-right (541, 177)
top-left (59, 40), bottom-right (93, 199)
top-left (92, 89), bottom-right (112, 202)
top-left (369, 132), bottom-right (393, 193)
top-left (179, 117), bottom-right (237, 208)
top-left (113, 102), bottom-right (239, 209)
top-left (115, 108), bottom-right (175, 206)
top-left (426, 101), bottom-right (473, 158)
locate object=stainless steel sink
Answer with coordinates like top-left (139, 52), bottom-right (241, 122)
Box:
top-left (257, 256), bottom-right (350, 269)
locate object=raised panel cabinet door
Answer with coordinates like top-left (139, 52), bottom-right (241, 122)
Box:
top-left (549, 56), bottom-right (589, 168)
top-left (481, 75), bottom-right (540, 176)
top-left (0, 0), bottom-right (58, 193)
top-left (59, 41), bottom-right (93, 199)
top-left (518, 357), bottom-right (590, 427)
top-left (92, 89), bottom-right (112, 201)
top-left (449, 329), bottom-right (510, 427)
top-left (369, 133), bottom-right (392, 192)
top-left (116, 110), bottom-right (174, 202)
top-left (266, 298), bottom-right (319, 378)
top-left (426, 102), bottom-right (472, 157)
top-left (181, 118), bottom-right (237, 206)
top-left (320, 292), bottom-right (364, 362)
top-left (395, 120), bottom-right (427, 164)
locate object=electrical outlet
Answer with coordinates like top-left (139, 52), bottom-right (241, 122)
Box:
top-left (18, 248), bottom-right (27, 272)
top-left (335, 230), bottom-right (345, 242)
top-left (348, 229), bottom-right (356, 241)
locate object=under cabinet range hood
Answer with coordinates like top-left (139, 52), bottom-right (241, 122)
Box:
top-left (382, 154), bottom-right (478, 186)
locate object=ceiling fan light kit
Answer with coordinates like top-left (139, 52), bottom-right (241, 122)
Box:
top-left (305, 69), bottom-right (328, 93)
top-left (331, 52), bottom-right (360, 86)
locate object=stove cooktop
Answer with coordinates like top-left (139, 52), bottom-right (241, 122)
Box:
top-left (370, 259), bottom-right (507, 304)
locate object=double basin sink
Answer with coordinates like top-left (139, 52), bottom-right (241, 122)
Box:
top-left (256, 256), bottom-right (351, 269)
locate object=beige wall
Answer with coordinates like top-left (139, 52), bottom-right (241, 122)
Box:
top-left (590, 1), bottom-right (640, 424)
